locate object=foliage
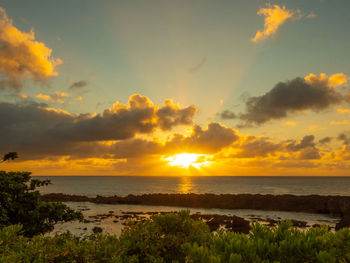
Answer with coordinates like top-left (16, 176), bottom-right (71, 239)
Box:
top-left (1, 213), bottom-right (350, 263)
top-left (0, 224), bottom-right (120, 262)
top-left (184, 221), bottom-right (350, 263)
top-left (1, 152), bottom-right (18, 163)
top-left (0, 171), bottom-right (83, 237)
top-left (118, 210), bottom-right (210, 263)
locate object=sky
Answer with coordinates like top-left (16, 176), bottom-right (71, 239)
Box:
top-left (1, 0), bottom-right (350, 176)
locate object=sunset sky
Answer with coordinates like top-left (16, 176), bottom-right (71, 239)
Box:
top-left (1, 0), bottom-right (350, 176)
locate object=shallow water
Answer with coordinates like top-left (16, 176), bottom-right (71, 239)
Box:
top-left (51, 202), bottom-right (339, 237)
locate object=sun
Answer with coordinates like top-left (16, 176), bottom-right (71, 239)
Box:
top-left (164, 153), bottom-right (210, 169)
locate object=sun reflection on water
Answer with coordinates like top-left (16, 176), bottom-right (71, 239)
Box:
top-left (178, 176), bottom-right (193, 194)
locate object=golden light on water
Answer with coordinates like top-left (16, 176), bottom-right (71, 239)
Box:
top-left (164, 153), bottom-right (211, 169)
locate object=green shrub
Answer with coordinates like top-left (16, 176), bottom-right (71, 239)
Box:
top-left (184, 221), bottom-right (350, 263)
top-left (0, 224), bottom-right (121, 262)
top-left (0, 171), bottom-right (83, 237)
top-left (118, 210), bottom-right (210, 263)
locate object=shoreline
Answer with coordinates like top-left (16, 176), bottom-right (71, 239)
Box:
top-left (52, 202), bottom-right (339, 236)
top-left (41, 193), bottom-right (350, 230)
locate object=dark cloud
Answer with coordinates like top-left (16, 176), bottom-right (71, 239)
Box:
top-left (220, 110), bottom-right (236, 120)
top-left (110, 139), bottom-right (161, 158)
top-left (337, 133), bottom-right (350, 145)
top-left (165, 122), bottom-right (239, 154)
top-left (233, 136), bottom-right (282, 158)
top-left (286, 135), bottom-right (315, 151)
top-left (0, 94), bottom-right (197, 159)
top-left (319, 136), bottom-right (332, 145)
top-left (297, 147), bottom-right (321, 160)
top-left (345, 91), bottom-right (350, 103)
top-left (285, 135), bottom-right (320, 160)
top-left (231, 134), bottom-right (321, 160)
top-left (156, 100), bottom-right (198, 131)
top-left (69, 81), bottom-right (88, 92)
top-left (222, 77), bottom-right (343, 125)
top-left (188, 57), bottom-right (206, 73)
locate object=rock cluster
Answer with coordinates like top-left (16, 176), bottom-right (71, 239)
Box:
top-left (41, 193), bottom-right (350, 230)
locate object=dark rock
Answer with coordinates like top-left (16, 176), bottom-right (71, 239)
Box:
top-left (92, 226), bottom-right (103, 234)
top-left (41, 193), bottom-right (350, 231)
top-left (336, 212), bottom-right (350, 230)
top-left (290, 219), bottom-right (307, 228)
top-left (191, 214), bottom-right (250, 233)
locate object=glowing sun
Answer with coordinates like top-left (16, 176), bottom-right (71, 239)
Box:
top-left (165, 153), bottom-right (210, 169)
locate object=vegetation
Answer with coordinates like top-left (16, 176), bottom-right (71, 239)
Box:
top-left (0, 170), bottom-right (83, 237)
top-left (1, 212), bottom-right (350, 262)
top-left (1, 152), bottom-right (18, 163)
top-left (184, 222), bottom-right (350, 263)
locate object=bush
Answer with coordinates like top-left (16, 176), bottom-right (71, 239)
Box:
top-left (0, 224), bottom-right (120, 262)
top-left (0, 171), bottom-right (83, 237)
top-left (118, 210), bottom-right (210, 263)
top-left (184, 221), bottom-right (350, 263)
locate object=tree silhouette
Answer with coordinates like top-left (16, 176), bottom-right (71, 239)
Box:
top-left (2, 152), bottom-right (18, 162)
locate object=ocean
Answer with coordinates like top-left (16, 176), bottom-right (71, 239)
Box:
top-left (35, 176), bottom-right (350, 196)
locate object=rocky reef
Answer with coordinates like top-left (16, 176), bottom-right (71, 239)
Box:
top-left (41, 193), bottom-right (350, 230)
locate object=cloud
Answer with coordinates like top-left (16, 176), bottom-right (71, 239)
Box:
top-left (337, 108), bottom-right (350, 114)
top-left (36, 91), bottom-right (68, 104)
top-left (188, 57), bottom-right (206, 73)
top-left (224, 73), bottom-right (345, 125)
top-left (330, 120), bottom-right (349, 125)
top-left (156, 99), bottom-right (198, 131)
top-left (228, 134), bottom-right (321, 160)
top-left (283, 121), bottom-right (297, 126)
top-left (220, 110), bottom-right (236, 120)
top-left (251, 4), bottom-right (297, 42)
top-left (0, 94), bottom-right (198, 158)
top-left (165, 122), bottom-right (239, 154)
top-left (233, 136), bottom-right (282, 158)
top-left (285, 135), bottom-right (321, 160)
top-left (319, 137), bottom-right (332, 144)
top-left (297, 147), bottom-right (321, 160)
top-left (0, 7), bottom-right (62, 90)
top-left (69, 80), bottom-right (88, 92)
top-left (18, 93), bottom-right (28, 99)
top-left (344, 91), bottom-right (350, 104)
top-left (337, 133), bottom-right (350, 145)
top-left (109, 139), bottom-right (161, 158)
top-left (305, 73), bottom-right (347, 88)
top-left (306, 13), bottom-right (317, 19)
top-left (286, 135), bottom-right (315, 151)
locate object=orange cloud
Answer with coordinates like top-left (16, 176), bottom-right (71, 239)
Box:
top-left (330, 120), bottom-right (349, 125)
top-left (283, 121), bottom-right (297, 126)
top-left (0, 7), bottom-right (62, 89)
top-left (18, 93), bottom-right (28, 99)
top-left (305, 73), bottom-right (348, 87)
top-left (306, 13), bottom-right (317, 19)
top-left (252, 4), bottom-right (296, 42)
top-left (36, 92), bottom-right (66, 104)
top-left (337, 108), bottom-right (350, 114)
